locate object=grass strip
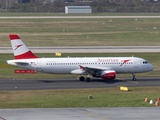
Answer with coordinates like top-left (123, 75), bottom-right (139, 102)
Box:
top-left (0, 17), bottom-right (160, 46)
top-left (0, 87), bottom-right (160, 108)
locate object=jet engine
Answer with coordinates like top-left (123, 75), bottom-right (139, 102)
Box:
top-left (92, 70), bottom-right (116, 80)
top-left (101, 70), bottom-right (116, 79)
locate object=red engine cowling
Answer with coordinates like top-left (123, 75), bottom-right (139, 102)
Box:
top-left (101, 70), bottom-right (116, 80)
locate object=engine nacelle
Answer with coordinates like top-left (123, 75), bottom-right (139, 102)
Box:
top-left (101, 70), bottom-right (116, 80)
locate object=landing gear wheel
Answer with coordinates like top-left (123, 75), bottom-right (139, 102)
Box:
top-left (132, 73), bottom-right (137, 81)
top-left (79, 76), bottom-right (85, 81)
top-left (132, 77), bottom-right (137, 81)
top-left (86, 77), bottom-right (91, 82)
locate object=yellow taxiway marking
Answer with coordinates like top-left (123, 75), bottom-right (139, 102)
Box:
top-left (0, 65), bottom-right (15, 67)
top-left (84, 112), bottom-right (109, 120)
top-left (117, 78), bottom-right (138, 84)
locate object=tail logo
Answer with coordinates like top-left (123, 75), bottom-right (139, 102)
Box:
top-left (14, 44), bottom-right (23, 51)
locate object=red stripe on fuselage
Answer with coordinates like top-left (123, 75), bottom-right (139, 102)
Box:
top-left (15, 51), bottom-right (39, 59)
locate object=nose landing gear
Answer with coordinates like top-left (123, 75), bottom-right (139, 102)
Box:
top-left (132, 73), bottom-right (137, 81)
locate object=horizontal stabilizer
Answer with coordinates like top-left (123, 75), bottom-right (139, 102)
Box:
top-left (15, 62), bottom-right (29, 66)
top-left (7, 60), bottom-right (29, 66)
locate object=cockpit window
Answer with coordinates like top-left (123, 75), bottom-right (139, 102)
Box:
top-left (143, 61), bottom-right (148, 64)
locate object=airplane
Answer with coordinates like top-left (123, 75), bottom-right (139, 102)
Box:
top-left (7, 35), bottom-right (154, 82)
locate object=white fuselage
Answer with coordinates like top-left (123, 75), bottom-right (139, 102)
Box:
top-left (7, 57), bottom-right (154, 74)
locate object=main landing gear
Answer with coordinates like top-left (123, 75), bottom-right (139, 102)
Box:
top-left (86, 77), bottom-right (91, 82)
top-left (79, 76), bottom-right (91, 82)
top-left (79, 76), bottom-right (85, 81)
top-left (132, 73), bottom-right (137, 81)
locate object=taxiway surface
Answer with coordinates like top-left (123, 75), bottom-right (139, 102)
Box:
top-left (0, 76), bottom-right (159, 91)
top-left (1, 107), bottom-right (160, 120)
top-left (1, 46), bottom-right (160, 53)
top-left (1, 16), bottom-right (160, 19)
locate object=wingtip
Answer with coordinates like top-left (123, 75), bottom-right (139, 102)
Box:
top-left (9, 34), bottom-right (20, 40)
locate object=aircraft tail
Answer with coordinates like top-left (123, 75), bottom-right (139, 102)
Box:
top-left (9, 35), bottom-right (39, 59)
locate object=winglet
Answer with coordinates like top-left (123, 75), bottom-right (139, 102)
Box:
top-left (79, 65), bottom-right (84, 69)
top-left (9, 35), bottom-right (39, 59)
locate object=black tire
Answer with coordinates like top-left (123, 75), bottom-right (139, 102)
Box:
top-left (79, 76), bottom-right (85, 81)
top-left (133, 78), bottom-right (137, 81)
top-left (86, 77), bottom-right (91, 82)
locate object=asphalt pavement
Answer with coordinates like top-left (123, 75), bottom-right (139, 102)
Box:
top-left (0, 76), bottom-right (159, 91)
top-left (1, 16), bottom-right (160, 19)
top-left (1, 46), bottom-right (160, 53)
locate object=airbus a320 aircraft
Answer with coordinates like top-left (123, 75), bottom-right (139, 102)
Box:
top-left (7, 35), bottom-right (154, 82)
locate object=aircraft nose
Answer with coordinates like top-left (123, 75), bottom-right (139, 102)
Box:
top-left (148, 64), bottom-right (154, 71)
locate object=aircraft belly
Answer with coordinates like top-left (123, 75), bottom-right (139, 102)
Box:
top-left (114, 66), bottom-right (135, 73)
top-left (115, 66), bottom-right (144, 73)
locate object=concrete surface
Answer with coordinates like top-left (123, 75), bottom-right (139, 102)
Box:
top-left (0, 107), bottom-right (160, 120)
top-left (1, 46), bottom-right (160, 53)
top-left (1, 16), bottom-right (160, 19)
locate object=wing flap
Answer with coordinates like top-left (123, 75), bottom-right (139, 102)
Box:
top-left (82, 66), bottom-right (113, 71)
top-left (71, 65), bottom-right (113, 75)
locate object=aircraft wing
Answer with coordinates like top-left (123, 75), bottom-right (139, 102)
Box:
top-left (81, 66), bottom-right (112, 72)
top-left (71, 65), bottom-right (113, 75)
